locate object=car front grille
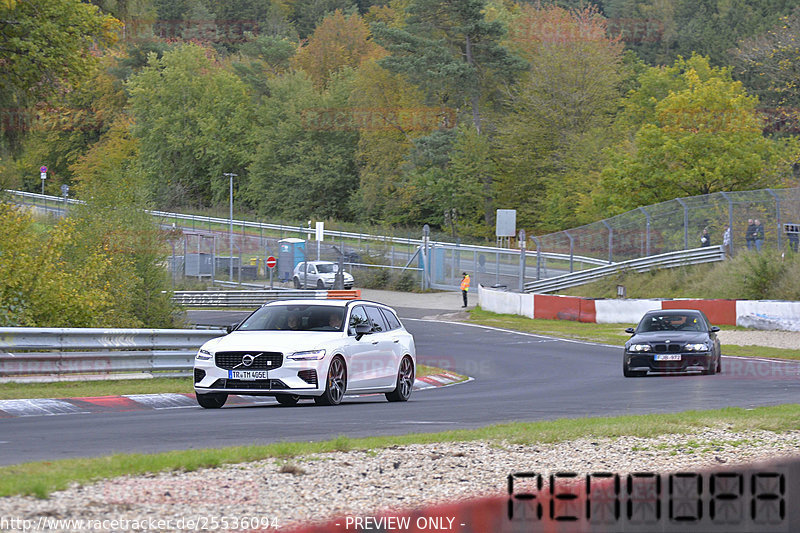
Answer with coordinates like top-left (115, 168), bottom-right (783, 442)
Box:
top-left (214, 351), bottom-right (283, 370)
top-left (210, 378), bottom-right (288, 390)
top-left (653, 344), bottom-right (683, 353)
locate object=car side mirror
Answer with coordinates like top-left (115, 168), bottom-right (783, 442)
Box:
top-left (710, 326), bottom-right (720, 332)
top-left (354, 323), bottom-right (371, 340)
top-left (226, 322), bottom-right (240, 334)
top-left (625, 327), bottom-right (635, 334)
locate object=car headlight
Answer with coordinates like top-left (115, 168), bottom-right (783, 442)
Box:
top-left (287, 349), bottom-right (326, 361)
top-left (684, 343), bottom-right (709, 352)
top-left (195, 349), bottom-right (213, 360)
top-left (628, 344), bottom-right (651, 352)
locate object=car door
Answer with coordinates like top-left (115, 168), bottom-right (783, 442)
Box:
top-left (342, 305), bottom-right (380, 390)
top-left (363, 306), bottom-right (396, 388)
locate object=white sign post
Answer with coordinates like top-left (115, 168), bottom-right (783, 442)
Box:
top-left (315, 222), bottom-right (324, 260)
top-left (40, 166), bottom-right (47, 195)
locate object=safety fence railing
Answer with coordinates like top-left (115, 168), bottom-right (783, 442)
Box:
top-left (9, 187), bottom-right (794, 292)
top-left (170, 289), bottom-right (361, 307)
top-left (524, 245), bottom-right (726, 294)
top-left (0, 328), bottom-right (225, 382)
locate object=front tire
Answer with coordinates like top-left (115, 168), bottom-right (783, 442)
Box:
top-left (293, 277), bottom-right (301, 289)
top-left (315, 356), bottom-right (346, 406)
top-left (386, 356), bottom-right (414, 402)
top-left (196, 392), bottom-right (227, 409)
top-left (316, 279), bottom-right (325, 289)
top-left (275, 394), bottom-right (300, 406)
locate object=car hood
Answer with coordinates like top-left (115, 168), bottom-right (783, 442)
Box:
top-left (201, 331), bottom-right (345, 353)
top-left (628, 331), bottom-right (710, 345)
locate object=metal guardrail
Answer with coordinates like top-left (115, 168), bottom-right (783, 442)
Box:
top-left (0, 328), bottom-right (224, 381)
top-left (170, 289), bottom-right (360, 307)
top-left (524, 245), bottom-right (726, 294)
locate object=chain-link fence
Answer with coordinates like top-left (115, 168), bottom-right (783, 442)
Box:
top-left (536, 187), bottom-right (800, 263)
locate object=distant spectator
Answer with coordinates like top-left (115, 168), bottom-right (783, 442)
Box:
top-left (745, 219), bottom-right (756, 250)
top-left (722, 226), bottom-right (732, 256)
top-left (700, 227), bottom-right (711, 247)
top-left (754, 219), bottom-right (765, 251)
top-left (788, 224), bottom-right (799, 253)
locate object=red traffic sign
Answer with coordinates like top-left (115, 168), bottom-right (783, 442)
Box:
top-left (40, 166), bottom-right (47, 173)
top-left (266, 256), bottom-right (277, 269)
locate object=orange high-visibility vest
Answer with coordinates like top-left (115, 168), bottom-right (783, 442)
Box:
top-left (460, 275), bottom-right (470, 291)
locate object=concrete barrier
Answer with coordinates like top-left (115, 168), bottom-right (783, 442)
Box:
top-left (478, 287), bottom-right (800, 330)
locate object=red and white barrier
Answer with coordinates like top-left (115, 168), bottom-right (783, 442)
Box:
top-left (478, 286), bottom-right (800, 330)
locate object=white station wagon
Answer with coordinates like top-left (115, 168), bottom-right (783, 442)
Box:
top-left (193, 299), bottom-right (416, 407)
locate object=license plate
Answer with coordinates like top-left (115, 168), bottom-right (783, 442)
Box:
top-left (655, 354), bottom-right (682, 361)
top-left (228, 370), bottom-right (269, 380)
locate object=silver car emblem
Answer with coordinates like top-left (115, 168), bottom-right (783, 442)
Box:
top-left (242, 354), bottom-right (254, 367)
top-left (665, 340), bottom-right (670, 343)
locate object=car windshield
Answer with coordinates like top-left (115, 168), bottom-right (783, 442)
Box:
top-left (316, 264), bottom-right (338, 274)
top-left (638, 314), bottom-right (704, 332)
top-left (237, 305), bottom-right (345, 332)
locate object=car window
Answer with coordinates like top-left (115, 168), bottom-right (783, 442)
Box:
top-left (639, 314), bottom-right (703, 332)
top-left (348, 306), bottom-right (369, 335)
top-left (365, 306), bottom-right (387, 333)
top-left (380, 308), bottom-right (401, 331)
top-left (317, 263), bottom-right (336, 273)
top-left (307, 264), bottom-right (316, 274)
top-left (237, 304), bottom-right (344, 331)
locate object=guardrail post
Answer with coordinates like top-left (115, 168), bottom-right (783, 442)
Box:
top-left (720, 192), bottom-right (734, 256)
top-left (565, 231), bottom-right (574, 273)
top-left (638, 206), bottom-right (651, 256)
top-left (602, 220), bottom-right (613, 264)
top-left (768, 189), bottom-right (782, 251)
top-left (531, 236), bottom-right (541, 280)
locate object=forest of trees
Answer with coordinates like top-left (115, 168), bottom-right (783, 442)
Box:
top-left (2, 0), bottom-right (800, 241)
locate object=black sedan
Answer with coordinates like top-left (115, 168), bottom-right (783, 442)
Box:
top-left (623, 309), bottom-right (722, 377)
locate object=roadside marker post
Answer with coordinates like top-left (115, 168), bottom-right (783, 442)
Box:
top-left (266, 256), bottom-right (277, 289)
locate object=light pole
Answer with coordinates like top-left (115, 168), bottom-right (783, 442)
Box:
top-left (223, 172), bottom-right (238, 282)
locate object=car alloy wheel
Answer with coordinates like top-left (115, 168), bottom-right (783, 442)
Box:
top-left (315, 356), bottom-right (346, 405)
top-left (196, 392), bottom-right (227, 409)
top-left (316, 279), bottom-right (325, 289)
top-left (386, 356), bottom-right (414, 402)
top-left (275, 394), bottom-right (300, 406)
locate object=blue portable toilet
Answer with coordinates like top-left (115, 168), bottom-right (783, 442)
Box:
top-left (278, 238), bottom-right (306, 281)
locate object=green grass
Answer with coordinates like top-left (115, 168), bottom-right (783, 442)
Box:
top-left (466, 307), bottom-right (800, 360)
top-left (0, 377), bottom-right (193, 400)
top-left (0, 365), bottom-right (462, 401)
top-left (1, 404), bottom-right (798, 498)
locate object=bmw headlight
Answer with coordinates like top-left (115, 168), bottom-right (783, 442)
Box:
top-left (287, 349), bottom-right (326, 361)
top-left (628, 344), bottom-right (651, 352)
top-left (685, 343), bottom-right (709, 352)
top-left (195, 349), bottom-right (213, 361)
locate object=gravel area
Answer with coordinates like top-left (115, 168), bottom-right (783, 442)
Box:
top-left (717, 329), bottom-right (800, 350)
top-left (1, 429), bottom-right (798, 532)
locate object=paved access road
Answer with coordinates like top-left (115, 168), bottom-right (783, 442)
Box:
top-left (0, 312), bottom-right (797, 465)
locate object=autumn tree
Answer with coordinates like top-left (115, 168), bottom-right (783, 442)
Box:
top-left (494, 4), bottom-right (627, 231)
top-left (731, 8), bottom-right (800, 136)
top-left (244, 70), bottom-right (360, 221)
top-left (127, 43), bottom-right (254, 207)
top-left (292, 10), bottom-right (382, 89)
top-left (595, 55), bottom-right (786, 215)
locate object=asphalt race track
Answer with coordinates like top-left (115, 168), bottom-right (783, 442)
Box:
top-left (1, 310), bottom-right (798, 465)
